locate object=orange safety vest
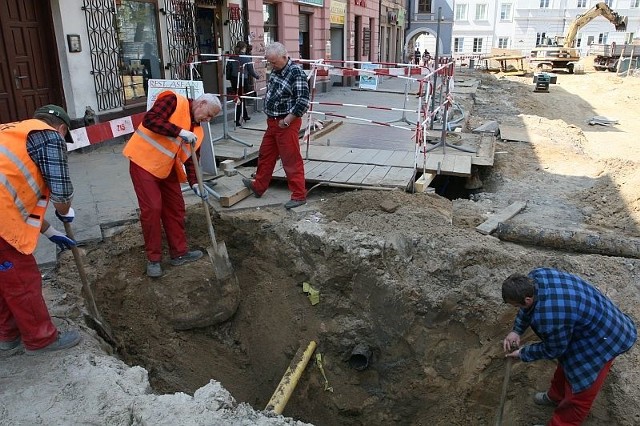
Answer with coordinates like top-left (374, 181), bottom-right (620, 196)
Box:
top-left (0, 120), bottom-right (52, 254)
top-left (123, 91), bottom-right (203, 182)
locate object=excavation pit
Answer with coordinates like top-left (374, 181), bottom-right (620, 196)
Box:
top-left (75, 190), bottom-right (631, 425)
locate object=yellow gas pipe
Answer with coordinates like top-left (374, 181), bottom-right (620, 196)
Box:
top-left (265, 340), bottom-right (318, 415)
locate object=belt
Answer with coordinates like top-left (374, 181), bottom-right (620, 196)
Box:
top-left (267, 115), bottom-right (288, 120)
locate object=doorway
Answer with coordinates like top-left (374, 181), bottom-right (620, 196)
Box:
top-left (0, 0), bottom-right (63, 123)
top-left (196, 5), bottom-right (223, 94)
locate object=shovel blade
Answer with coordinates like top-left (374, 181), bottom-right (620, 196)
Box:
top-left (206, 241), bottom-right (234, 281)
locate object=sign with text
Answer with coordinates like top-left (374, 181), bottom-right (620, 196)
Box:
top-left (358, 63), bottom-right (380, 90)
top-left (330, 0), bottom-right (346, 25)
top-left (146, 79), bottom-right (205, 110)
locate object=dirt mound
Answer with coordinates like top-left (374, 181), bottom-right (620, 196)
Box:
top-left (44, 185), bottom-right (638, 425)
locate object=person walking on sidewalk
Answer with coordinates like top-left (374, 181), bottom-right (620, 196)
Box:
top-left (0, 105), bottom-right (82, 355)
top-left (242, 42), bottom-right (310, 209)
top-left (501, 267), bottom-right (637, 426)
top-left (123, 92), bottom-right (222, 277)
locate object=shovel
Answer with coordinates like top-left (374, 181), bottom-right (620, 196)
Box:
top-left (190, 144), bottom-right (237, 283)
top-left (63, 222), bottom-right (116, 346)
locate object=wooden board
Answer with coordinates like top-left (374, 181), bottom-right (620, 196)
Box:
top-left (476, 201), bottom-right (527, 235)
top-left (362, 166), bottom-right (392, 186)
top-left (331, 163), bottom-right (362, 182)
top-left (347, 164), bottom-right (376, 184)
top-left (499, 125), bottom-right (533, 143)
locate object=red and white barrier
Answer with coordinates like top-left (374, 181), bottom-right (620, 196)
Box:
top-left (67, 112), bottom-right (145, 151)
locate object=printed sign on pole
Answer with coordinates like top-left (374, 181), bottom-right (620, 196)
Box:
top-left (146, 79), bottom-right (205, 110)
top-left (359, 63), bottom-right (380, 90)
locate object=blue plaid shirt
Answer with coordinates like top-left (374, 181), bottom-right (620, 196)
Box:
top-left (263, 59), bottom-right (310, 118)
top-left (27, 129), bottom-right (74, 203)
top-left (514, 268), bottom-right (637, 392)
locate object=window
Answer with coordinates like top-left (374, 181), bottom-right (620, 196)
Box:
top-left (577, 0), bottom-right (587, 6)
top-left (264, 3), bottom-right (278, 45)
top-left (626, 32), bottom-right (635, 43)
top-left (500, 4), bottom-right (512, 21)
top-left (603, 0), bottom-right (612, 6)
top-left (576, 34), bottom-right (582, 47)
top-left (539, 0), bottom-right (550, 8)
top-left (418, 0), bottom-right (432, 13)
top-left (475, 4), bottom-right (488, 20)
top-left (498, 37), bottom-right (509, 48)
top-left (631, 0), bottom-right (639, 7)
top-left (536, 32), bottom-right (546, 46)
top-left (598, 32), bottom-right (608, 44)
top-left (473, 37), bottom-right (483, 53)
top-left (116, 0), bottom-right (161, 103)
top-left (454, 37), bottom-right (464, 53)
top-left (455, 4), bottom-right (468, 21)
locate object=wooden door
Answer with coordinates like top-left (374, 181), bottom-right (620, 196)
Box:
top-left (0, 0), bottom-right (63, 123)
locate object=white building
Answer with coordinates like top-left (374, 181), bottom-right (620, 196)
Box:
top-left (451, 0), bottom-right (640, 58)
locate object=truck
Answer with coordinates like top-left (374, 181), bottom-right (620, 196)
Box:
top-left (589, 41), bottom-right (640, 72)
top-left (529, 2), bottom-right (627, 73)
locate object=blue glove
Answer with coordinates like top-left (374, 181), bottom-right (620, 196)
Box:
top-left (43, 226), bottom-right (76, 250)
top-left (55, 207), bottom-right (75, 223)
top-left (191, 183), bottom-right (208, 200)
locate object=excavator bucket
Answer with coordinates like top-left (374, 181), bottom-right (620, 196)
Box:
top-left (614, 16), bottom-right (627, 32)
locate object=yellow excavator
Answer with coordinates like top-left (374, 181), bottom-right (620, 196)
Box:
top-left (529, 2), bottom-right (627, 73)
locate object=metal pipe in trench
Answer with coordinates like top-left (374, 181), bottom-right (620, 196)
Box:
top-left (265, 340), bottom-right (318, 415)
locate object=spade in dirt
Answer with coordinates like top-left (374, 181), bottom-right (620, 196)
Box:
top-left (172, 142), bottom-right (240, 329)
top-left (63, 222), bottom-right (116, 346)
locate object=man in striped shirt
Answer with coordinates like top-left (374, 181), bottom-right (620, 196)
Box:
top-left (502, 267), bottom-right (637, 425)
top-left (242, 42), bottom-right (310, 209)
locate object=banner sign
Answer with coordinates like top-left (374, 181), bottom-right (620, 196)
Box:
top-left (146, 79), bottom-right (205, 110)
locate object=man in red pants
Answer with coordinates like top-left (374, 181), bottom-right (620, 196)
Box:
top-left (502, 268), bottom-right (637, 425)
top-left (242, 42), bottom-right (310, 209)
top-left (1, 105), bottom-right (82, 355)
top-left (123, 92), bottom-right (221, 277)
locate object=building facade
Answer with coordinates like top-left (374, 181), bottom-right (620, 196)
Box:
top-left (1, 0), bottom-right (408, 126)
top-left (449, 0), bottom-right (640, 59)
top-left (405, 0), bottom-right (455, 61)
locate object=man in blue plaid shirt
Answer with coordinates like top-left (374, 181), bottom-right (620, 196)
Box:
top-left (502, 267), bottom-right (636, 425)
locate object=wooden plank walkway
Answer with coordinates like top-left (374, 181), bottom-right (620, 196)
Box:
top-left (269, 132), bottom-right (495, 188)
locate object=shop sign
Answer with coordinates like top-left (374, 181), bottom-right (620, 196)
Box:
top-left (298, 0), bottom-right (324, 6)
top-left (330, 0), bottom-right (346, 25)
top-left (397, 8), bottom-right (405, 27)
top-left (229, 4), bottom-right (241, 21)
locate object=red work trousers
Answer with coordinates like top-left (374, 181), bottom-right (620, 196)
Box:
top-left (0, 237), bottom-right (58, 350)
top-left (129, 161), bottom-right (188, 262)
top-left (546, 359), bottom-right (614, 426)
top-left (253, 116), bottom-right (306, 200)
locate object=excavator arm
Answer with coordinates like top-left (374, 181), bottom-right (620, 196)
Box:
top-left (563, 2), bottom-right (628, 48)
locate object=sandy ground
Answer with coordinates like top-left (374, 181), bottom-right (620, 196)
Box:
top-left (2, 63), bottom-right (640, 425)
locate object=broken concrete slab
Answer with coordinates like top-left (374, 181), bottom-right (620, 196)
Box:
top-left (472, 120), bottom-right (499, 135)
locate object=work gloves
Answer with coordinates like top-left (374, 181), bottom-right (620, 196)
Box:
top-left (179, 129), bottom-right (197, 144)
top-left (55, 207), bottom-right (75, 223)
top-left (43, 226), bottom-right (76, 250)
top-left (191, 183), bottom-right (208, 200)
